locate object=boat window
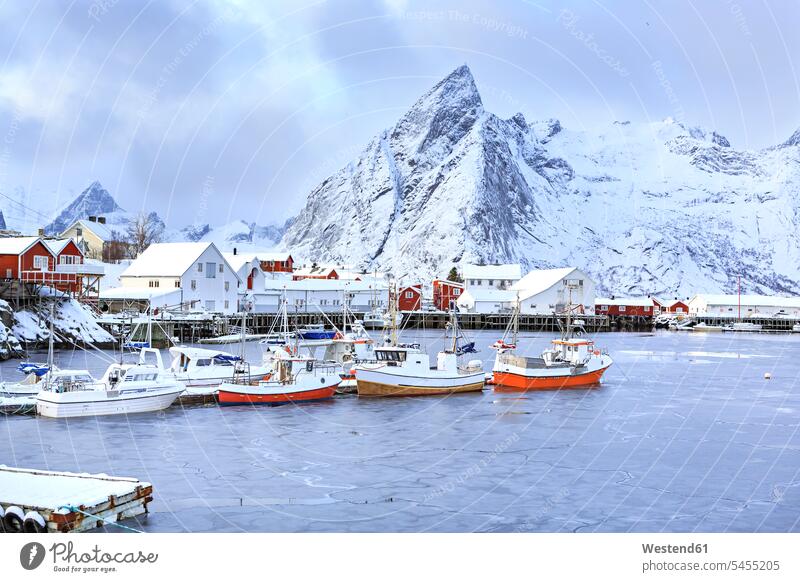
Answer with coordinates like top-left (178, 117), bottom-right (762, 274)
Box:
top-left (126, 373), bottom-right (158, 382)
top-left (196, 358), bottom-right (212, 367)
top-left (73, 374), bottom-right (93, 383)
top-left (376, 350), bottom-right (406, 362)
top-left (212, 356), bottom-right (233, 366)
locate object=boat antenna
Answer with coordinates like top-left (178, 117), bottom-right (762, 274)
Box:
top-left (146, 296), bottom-right (153, 348)
top-left (240, 303), bottom-right (247, 362)
top-left (513, 291), bottom-right (520, 348)
top-left (390, 280), bottom-right (398, 347)
top-left (450, 303), bottom-right (458, 353)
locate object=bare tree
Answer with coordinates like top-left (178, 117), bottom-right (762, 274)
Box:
top-left (125, 213), bottom-right (164, 257)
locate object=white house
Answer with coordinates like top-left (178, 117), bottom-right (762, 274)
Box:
top-left (462, 264), bottom-right (522, 292)
top-left (251, 278), bottom-right (389, 314)
top-left (456, 288), bottom-right (516, 314)
top-left (101, 242), bottom-right (240, 314)
top-left (222, 252), bottom-right (265, 293)
top-left (688, 294), bottom-right (800, 318)
top-left (510, 267), bottom-right (595, 315)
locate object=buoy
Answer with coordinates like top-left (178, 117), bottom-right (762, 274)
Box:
top-left (23, 510), bottom-right (47, 533)
top-left (3, 505), bottom-right (24, 532)
top-left (764, 372), bottom-right (772, 380)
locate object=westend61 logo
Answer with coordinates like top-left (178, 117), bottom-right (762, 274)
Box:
top-left (19, 541), bottom-right (158, 574)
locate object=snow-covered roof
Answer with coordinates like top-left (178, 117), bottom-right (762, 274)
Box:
top-left (122, 242), bottom-right (235, 279)
top-left (43, 238), bottom-right (82, 256)
top-left (689, 294), bottom-right (800, 308)
top-left (510, 267), bottom-right (581, 300)
top-left (0, 236), bottom-right (47, 255)
top-left (293, 265), bottom-right (339, 277)
top-left (64, 219), bottom-right (115, 241)
top-left (222, 252), bottom-right (260, 273)
top-left (595, 297), bottom-right (655, 307)
top-left (264, 278), bottom-right (387, 292)
top-left (258, 252), bottom-right (292, 262)
top-left (98, 286), bottom-right (179, 300)
top-left (462, 263), bottom-right (522, 281)
top-left (459, 289), bottom-right (516, 302)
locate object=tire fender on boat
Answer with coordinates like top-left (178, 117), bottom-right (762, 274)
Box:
top-left (23, 511), bottom-right (47, 533)
top-left (3, 505), bottom-right (25, 532)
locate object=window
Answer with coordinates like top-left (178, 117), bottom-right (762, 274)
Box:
top-left (76, 228), bottom-right (83, 236)
top-left (196, 359), bottom-right (211, 367)
top-left (197, 263), bottom-right (203, 272)
top-left (191, 280), bottom-right (197, 290)
top-left (453, 288), bottom-right (460, 296)
top-left (224, 281), bottom-right (230, 292)
top-left (405, 291), bottom-right (414, 299)
top-left (320, 299), bottom-right (328, 306)
top-left (488, 280), bottom-right (494, 286)
top-left (205, 262), bottom-right (216, 278)
top-left (619, 306), bottom-right (626, 312)
top-left (148, 280), bottom-right (160, 288)
top-left (600, 305), bottom-right (608, 311)
top-left (644, 306), bottom-right (651, 312)
top-left (477, 280), bottom-right (482, 285)
top-left (219, 263), bottom-right (223, 273)
top-left (5, 269), bottom-right (10, 278)
top-left (205, 300), bottom-right (215, 311)
top-left (174, 280), bottom-right (180, 288)
top-left (675, 307), bottom-right (684, 313)
top-left (59, 255), bottom-right (80, 265)
top-left (224, 300), bottom-right (229, 309)
top-left (33, 255), bottom-right (49, 270)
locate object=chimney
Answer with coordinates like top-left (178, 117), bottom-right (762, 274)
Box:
top-left (38, 228), bottom-right (45, 236)
top-left (97, 216), bottom-right (106, 224)
top-left (233, 247), bottom-right (237, 255)
top-left (88, 216), bottom-right (97, 222)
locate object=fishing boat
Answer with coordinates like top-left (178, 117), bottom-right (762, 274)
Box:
top-left (491, 288), bottom-right (612, 390)
top-left (692, 322), bottom-right (725, 332)
top-left (218, 297), bottom-right (341, 405)
top-left (35, 301), bottom-right (183, 418)
top-left (297, 323), bottom-right (337, 340)
top-left (35, 349), bottom-right (184, 418)
top-left (355, 297), bottom-right (484, 397)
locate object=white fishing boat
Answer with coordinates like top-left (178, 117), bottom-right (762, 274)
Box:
top-left (729, 321), bottom-right (763, 332)
top-left (692, 323), bottom-right (725, 332)
top-left (355, 299), bottom-right (484, 397)
top-left (36, 349), bottom-right (184, 418)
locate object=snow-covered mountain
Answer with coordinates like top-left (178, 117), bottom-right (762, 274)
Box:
top-left (180, 218), bottom-right (288, 250)
top-left (45, 181), bottom-right (127, 235)
top-left (281, 64), bottom-right (800, 296)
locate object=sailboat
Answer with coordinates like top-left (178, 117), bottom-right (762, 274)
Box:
top-left (35, 301), bottom-right (183, 418)
top-left (218, 296), bottom-right (341, 405)
top-left (491, 288), bottom-right (613, 390)
top-left (355, 292), bottom-right (484, 397)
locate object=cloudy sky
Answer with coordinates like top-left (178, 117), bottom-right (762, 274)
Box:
top-left (0, 0), bottom-right (797, 231)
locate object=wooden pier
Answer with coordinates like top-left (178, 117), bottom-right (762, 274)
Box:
top-left (0, 466), bottom-right (152, 533)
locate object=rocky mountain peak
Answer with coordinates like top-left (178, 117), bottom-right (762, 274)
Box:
top-left (781, 128), bottom-right (800, 147)
top-left (45, 181), bottom-right (125, 235)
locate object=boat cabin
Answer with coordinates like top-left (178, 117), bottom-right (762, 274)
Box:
top-left (547, 339), bottom-right (596, 367)
top-left (169, 346), bottom-right (239, 373)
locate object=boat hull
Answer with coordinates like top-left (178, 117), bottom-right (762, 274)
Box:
top-left (356, 379), bottom-right (485, 397)
top-left (36, 388), bottom-right (183, 418)
top-left (218, 379), bottom-right (339, 405)
top-left (492, 364), bottom-right (611, 391)
top-left (299, 331), bottom-right (337, 340)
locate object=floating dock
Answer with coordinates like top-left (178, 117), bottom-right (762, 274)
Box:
top-left (0, 466), bottom-right (153, 532)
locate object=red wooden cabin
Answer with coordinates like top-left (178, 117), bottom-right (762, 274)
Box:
top-left (398, 284), bottom-right (422, 311)
top-left (432, 279), bottom-right (464, 311)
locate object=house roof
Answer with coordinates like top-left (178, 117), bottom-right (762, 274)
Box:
top-left (595, 297), bottom-right (655, 307)
top-left (0, 236), bottom-right (49, 256)
top-left (510, 267), bottom-right (580, 300)
top-left (98, 286), bottom-right (179, 300)
top-left (462, 263), bottom-right (522, 281)
top-left (63, 219), bottom-right (115, 241)
top-left (222, 252), bottom-right (260, 273)
top-left (458, 289), bottom-right (516, 303)
top-left (293, 265), bottom-right (338, 277)
top-left (258, 252), bottom-right (293, 262)
top-left (689, 294), bottom-right (800, 308)
top-left (122, 242), bottom-right (238, 280)
top-left (43, 238), bottom-right (83, 256)
top-left (264, 278), bottom-right (387, 292)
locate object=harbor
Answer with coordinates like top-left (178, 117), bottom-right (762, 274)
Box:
top-left (2, 329), bottom-right (799, 532)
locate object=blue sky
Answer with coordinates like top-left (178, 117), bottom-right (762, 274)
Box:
top-left (0, 0), bottom-right (797, 230)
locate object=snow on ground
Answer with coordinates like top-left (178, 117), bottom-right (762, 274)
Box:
top-left (11, 297), bottom-right (113, 348)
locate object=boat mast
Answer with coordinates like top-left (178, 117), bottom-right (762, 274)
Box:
top-left (146, 298), bottom-right (153, 348)
top-left (389, 280), bottom-right (398, 347)
top-left (738, 275), bottom-right (741, 322)
top-left (450, 303), bottom-right (458, 353)
top-left (239, 305), bottom-right (247, 361)
top-left (282, 288), bottom-right (290, 346)
top-left (46, 299), bottom-right (55, 386)
top-left (512, 291), bottom-right (520, 348)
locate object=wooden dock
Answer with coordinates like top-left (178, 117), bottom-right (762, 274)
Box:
top-left (0, 466), bottom-right (152, 532)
